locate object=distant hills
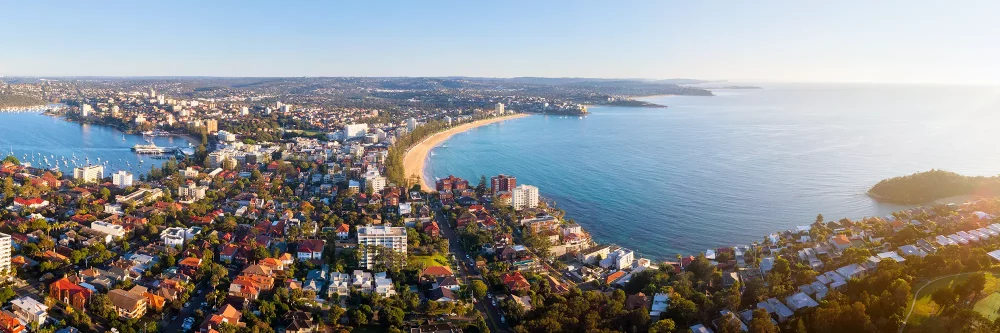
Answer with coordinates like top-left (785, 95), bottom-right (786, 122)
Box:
top-left (868, 169), bottom-right (1000, 204)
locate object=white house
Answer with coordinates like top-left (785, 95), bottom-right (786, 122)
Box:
top-left (11, 296), bottom-right (47, 326)
top-left (91, 221), bottom-right (126, 239)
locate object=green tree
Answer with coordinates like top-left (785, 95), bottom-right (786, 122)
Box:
top-left (931, 287), bottom-right (957, 311)
top-left (748, 308), bottom-right (778, 333)
top-left (649, 319), bottom-right (677, 333)
top-left (470, 280), bottom-right (488, 299)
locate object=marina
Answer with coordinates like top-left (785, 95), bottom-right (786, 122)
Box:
top-left (0, 112), bottom-right (195, 175)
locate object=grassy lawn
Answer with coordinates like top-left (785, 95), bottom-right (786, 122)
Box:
top-left (908, 271), bottom-right (1000, 329)
top-left (974, 292), bottom-right (1000, 320)
top-left (411, 254), bottom-right (450, 268)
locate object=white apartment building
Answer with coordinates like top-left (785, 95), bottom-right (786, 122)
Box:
top-left (112, 170), bottom-right (134, 187)
top-left (11, 296), bottom-right (47, 326)
top-left (178, 182), bottom-right (208, 201)
top-left (357, 225), bottom-right (407, 270)
top-left (74, 165), bottom-right (104, 183)
top-left (362, 170), bottom-right (387, 193)
top-left (91, 221), bottom-right (126, 239)
top-left (344, 123), bottom-right (368, 139)
top-left (511, 184), bottom-right (539, 210)
top-left (0, 233), bottom-right (10, 277)
top-left (496, 102), bottom-right (505, 114)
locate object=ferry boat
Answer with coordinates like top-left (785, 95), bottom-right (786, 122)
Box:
top-left (132, 143), bottom-right (172, 154)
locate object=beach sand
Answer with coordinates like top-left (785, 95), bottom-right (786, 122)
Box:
top-left (403, 113), bottom-right (529, 191)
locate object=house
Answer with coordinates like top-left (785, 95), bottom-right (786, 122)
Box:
top-left (0, 310), bottom-right (25, 333)
top-left (650, 293), bottom-right (669, 317)
top-left (757, 298), bottom-right (794, 323)
top-left (502, 271), bottom-right (530, 292)
top-left (427, 287), bottom-right (457, 302)
top-left (284, 311), bottom-right (317, 333)
top-left (10, 296), bottom-right (47, 327)
top-left (434, 276), bottom-right (461, 291)
top-left (201, 304), bottom-right (244, 333)
top-left (108, 288), bottom-right (148, 319)
top-left (835, 263), bottom-right (867, 280)
top-left (374, 272), bottom-right (396, 297)
top-left (336, 224), bottom-right (350, 240)
top-left (605, 271), bottom-right (626, 285)
top-left (784, 292), bottom-right (819, 311)
top-left (830, 234), bottom-right (852, 251)
top-left (352, 270), bottom-right (373, 293)
top-left (50, 277), bottom-right (92, 310)
top-left (421, 266), bottom-right (454, 279)
top-left (690, 324), bottom-right (714, 333)
top-left (712, 310), bottom-right (747, 332)
top-left (328, 272), bottom-right (351, 298)
top-left (297, 239), bottom-right (325, 261)
top-left (13, 198), bottom-right (48, 210)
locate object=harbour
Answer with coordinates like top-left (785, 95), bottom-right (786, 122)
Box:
top-left (0, 111), bottom-right (195, 175)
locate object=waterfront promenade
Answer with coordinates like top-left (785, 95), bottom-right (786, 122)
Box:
top-left (403, 113), bottom-right (528, 190)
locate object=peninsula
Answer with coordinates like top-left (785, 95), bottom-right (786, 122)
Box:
top-left (0, 93), bottom-right (45, 110)
top-left (868, 169), bottom-right (1000, 204)
top-left (402, 113), bottom-right (529, 190)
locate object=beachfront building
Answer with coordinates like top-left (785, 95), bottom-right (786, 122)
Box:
top-left (511, 184), bottom-right (539, 210)
top-left (73, 165), bottom-right (104, 183)
top-left (496, 102), bottom-right (505, 115)
top-left (491, 174), bottom-right (516, 195)
top-left (357, 225), bottom-right (407, 270)
top-left (112, 170), bottom-right (134, 187)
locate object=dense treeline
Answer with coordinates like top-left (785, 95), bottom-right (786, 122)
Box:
top-left (0, 93), bottom-right (45, 108)
top-left (383, 119), bottom-right (456, 187)
top-left (868, 169), bottom-right (1000, 204)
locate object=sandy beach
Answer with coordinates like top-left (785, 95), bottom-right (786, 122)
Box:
top-left (403, 113), bottom-right (530, 190)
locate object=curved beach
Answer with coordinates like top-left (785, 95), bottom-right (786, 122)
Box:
top-left (403, 114), bottom-right (529, 190)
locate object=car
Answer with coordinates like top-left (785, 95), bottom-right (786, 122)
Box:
top-left (171, 316), bottom-right (177, 321)
top-left (501, 315), bottom-right (506, 323)
top-left (184, 302), bottom-right (191, 308)
top-left (201, 301), bottom-right (209, 308)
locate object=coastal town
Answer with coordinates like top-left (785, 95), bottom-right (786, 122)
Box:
top-left (0, 78), bottom-right (999, 333)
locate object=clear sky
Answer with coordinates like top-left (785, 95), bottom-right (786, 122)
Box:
top-left (2, 1), bottom-right (998, 83)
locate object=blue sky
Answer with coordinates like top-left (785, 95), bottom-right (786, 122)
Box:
top-left (1, 1), bottom-right (998, 83)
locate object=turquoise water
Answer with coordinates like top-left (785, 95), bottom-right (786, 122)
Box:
top-left (426, 83), bottom-right (1000, 259)
top-left (0, 112), bottom-right (194, 176)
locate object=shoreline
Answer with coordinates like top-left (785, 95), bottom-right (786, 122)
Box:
top-left (403, 113), bottom-right (530, 190)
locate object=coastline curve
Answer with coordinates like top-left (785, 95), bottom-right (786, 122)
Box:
top-left (402, 114), bottom-right (529, 191)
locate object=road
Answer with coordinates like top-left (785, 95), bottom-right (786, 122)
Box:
top-left (162, 281), bottom-right (211, 332)
top-left (434, 205), bottom-right (511, 333)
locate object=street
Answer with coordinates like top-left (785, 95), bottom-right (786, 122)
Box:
top-left (434, 205), bottom-right (511, 333)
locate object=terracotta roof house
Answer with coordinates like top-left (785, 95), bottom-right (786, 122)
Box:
top-left (502, 272), bottom-right (531, 292)
top-left (49, 277), bottom-right (92, 310)
top-left (0, 310), bottom-right (25, 333)
top-left (421, 266), bottom-right (454, 278)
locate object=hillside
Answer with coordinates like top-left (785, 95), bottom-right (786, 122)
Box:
top-left (868, 169), bottom-right (1000, 204)
top-left (0, 93), bottom-right (45, 108)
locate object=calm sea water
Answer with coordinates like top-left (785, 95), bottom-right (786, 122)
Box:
top-left (426, 83), bottom-right (1000, 259)
top-left (0, 112), bottom-right (194, 176)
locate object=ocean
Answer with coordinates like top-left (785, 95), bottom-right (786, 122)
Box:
top-left (425, 83), bottom-right (1000, 259)
top-left (0, 112), bottom-right (195, 176)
